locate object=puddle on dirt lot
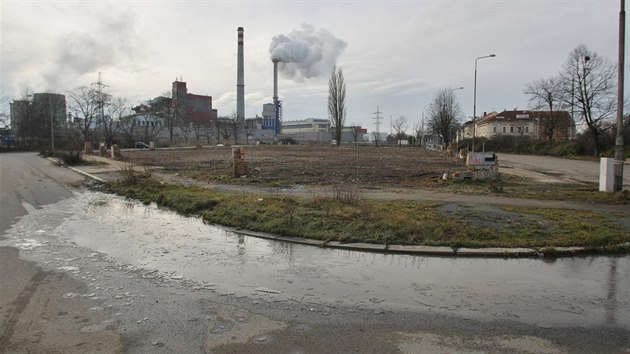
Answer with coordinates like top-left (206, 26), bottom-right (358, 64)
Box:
top-left (4, 192), bottom-right (629, 330)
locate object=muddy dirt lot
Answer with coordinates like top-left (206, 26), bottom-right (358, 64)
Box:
top-left (122, 145), bottom-right (464, 187)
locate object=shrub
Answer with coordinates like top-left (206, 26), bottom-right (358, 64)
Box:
top-left (44, 150), bottom-right (83, 165)
top-left (549, 141), bottom-right (578, 157)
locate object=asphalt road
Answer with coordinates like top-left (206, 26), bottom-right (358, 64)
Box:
top-left (1, 152), bottom-right (629, 353)
top-left (498, 153), bottom-right (630, 187)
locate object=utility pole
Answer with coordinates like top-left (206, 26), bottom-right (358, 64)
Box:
top-left (571, 78), bottom-right (575, 140)
top-left (614, 0), bottom-right (625, 192)
top-left (372, 106), bottom-right (382, 145)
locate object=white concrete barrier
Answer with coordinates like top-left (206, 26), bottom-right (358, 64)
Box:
top-left (599, 158), bottom-right (614, 192)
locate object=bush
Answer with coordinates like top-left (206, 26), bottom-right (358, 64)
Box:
top-left (549, 141), bottom-right (579, 157)
top-left (43, 150), bottom-right (83, 165)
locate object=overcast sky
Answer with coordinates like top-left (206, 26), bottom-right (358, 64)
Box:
top-left (1, 0), bottom-right (625, 131)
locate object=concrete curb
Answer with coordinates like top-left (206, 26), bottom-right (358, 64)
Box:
top-left (218, 226), bottom-right (630, 258)
top-left (67, 166), bottom-right (107, 183)
top-left (47, 157), bottom-right (107, 183)
top-left (220, 226), bottom-right (595, 258)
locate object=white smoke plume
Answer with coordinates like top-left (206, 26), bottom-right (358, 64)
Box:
top-left (41, 11), bottom-right (138, 91)
top-left (269, 23), bottom-right (347, 80)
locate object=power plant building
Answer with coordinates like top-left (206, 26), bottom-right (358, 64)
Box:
top-left (261, 103), bottom-right (281, 133)
top-left (172, 80), bottom-right (217, 127)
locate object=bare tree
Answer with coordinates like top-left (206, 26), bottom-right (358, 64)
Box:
top-left (44, 94), bottom-right (67, 152)
top-left (561, 45), bottom-right (616, 156)
top-left (203, 122), bottom-right (215, 145)
top-left (525, 76), bottom-right (568, 143)
top-left (230, 112), bottom-right (240, 144)
top-left (413, 121), bottom-right (423, 146)
top-left (118, 115), bottom-right (137, 148)
top-left (13, 93), bottom-right (36, 148)
top-left (427, 88), bottom-right (463, 147)
top-left (179, 122), bottom-right (192, 145)
top-left (0, 112), bottom-right (9, 131)
top-left (243, 119), bottom-right (254, 145)
top-left (68, 86), bottom-right (105, 144)
top-left (193, 123), bottom-right (205, 146)
top-left (102, 97), bottom-right (127, 147)
top-left (0, 89), bottom-right (10, 130)
top-left (213, 117), bottom-right (222, 144)
top-left (350, 123), bottom-right (359, 145)
top-left (328, 65), bottom-right (346, 146)
top-left (392, 116), bottom-right (408, 146)
top-left (217, 116), bottom-right (232, 143)
top-left (172, 89), bottom-right (191, 145)
top-left (158, 91), bottom-right (176, 145)
top-left (139, 120), bottom-right (163, 143)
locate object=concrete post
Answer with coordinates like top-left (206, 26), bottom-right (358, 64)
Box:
top-left (600, 158), bottom-right (615, 192)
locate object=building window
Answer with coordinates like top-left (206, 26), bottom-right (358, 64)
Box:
top-left (493, 126), bottom-right (497, 133)
top-left (517, 126), bottom-right (522, 133)
top-left (502, 127), bottom-right (506, 133)
top-left (525, 126), bottom-right (529, 133)
top-left (510, 126), bottom-right (514, 133)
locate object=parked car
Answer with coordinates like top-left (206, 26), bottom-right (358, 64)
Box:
top-left (135, 142), bottom-right (150, 149)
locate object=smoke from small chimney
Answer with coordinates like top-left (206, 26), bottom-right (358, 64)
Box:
top-left (269, 23), bottom-right (346, 80)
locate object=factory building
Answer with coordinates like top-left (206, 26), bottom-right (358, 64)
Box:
top-left (261, 103), bottom-right (282, 133)
top-left (281, 118), bottom-right (331, 143)
top-left (172, 80), bottom-right (217, 127)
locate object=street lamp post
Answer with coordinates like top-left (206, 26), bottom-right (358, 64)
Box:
top-left (451, 87), bottom-right (463, 144)
top-left (421, 103), bottom-right (430, 148)
top-left (472, 54), bottom-right (496, 153)
top-left (614, 0), bottom-right (625, 192)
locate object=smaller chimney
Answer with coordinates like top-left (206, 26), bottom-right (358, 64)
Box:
top-left (272, 59), bottom-right (279, 102)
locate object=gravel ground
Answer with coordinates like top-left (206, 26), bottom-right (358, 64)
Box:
top-left (121, 144), bottom-right (463, 187)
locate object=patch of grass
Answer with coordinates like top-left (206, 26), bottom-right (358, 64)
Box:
top-left (442, 178), bottom-right (630, 204)
top-left (501, 206), bottom-right (630, 247)
top-left (109, 178), bottom-right (630, 249)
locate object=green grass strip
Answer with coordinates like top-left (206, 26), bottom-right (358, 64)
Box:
top-left (110, 178), bottom-right (630, 249)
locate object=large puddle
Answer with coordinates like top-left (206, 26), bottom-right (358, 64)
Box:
top-left (4, 192), bottom-right (629, 329)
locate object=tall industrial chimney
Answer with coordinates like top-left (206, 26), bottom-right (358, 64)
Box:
top-left (236, 27), bottom-right (245, 123)
top-left (272, 59), bottom-right (278, 104)
top-left (272, 59), bottom-right (280, 134)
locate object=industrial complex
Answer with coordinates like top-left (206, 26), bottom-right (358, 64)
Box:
top-left (5, 26), bottom-right (572, 150)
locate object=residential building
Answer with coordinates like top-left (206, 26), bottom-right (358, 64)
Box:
top-left (464, 110), bottom-right (574, 142)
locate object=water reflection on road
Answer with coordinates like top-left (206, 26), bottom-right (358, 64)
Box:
top-left (25, 193), bottom-right (630, 329)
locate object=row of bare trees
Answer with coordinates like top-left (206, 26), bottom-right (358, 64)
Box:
top-left (525, 45), bottom-right (618, 156)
